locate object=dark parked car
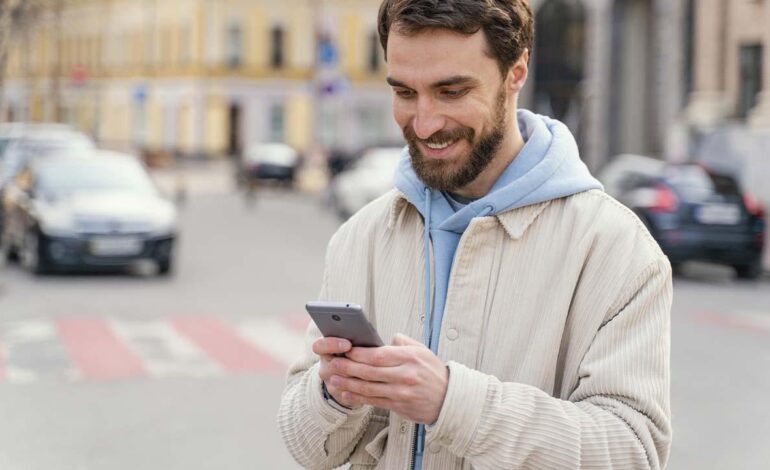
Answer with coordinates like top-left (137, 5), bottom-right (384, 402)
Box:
top-left (611, 161), bottom-right (765, 279)
top-left (1, 151), bottom-right (177, 275)
top-left (236, 143), bottom-right (300, 187)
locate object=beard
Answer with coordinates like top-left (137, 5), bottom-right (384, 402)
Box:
top-left (404, 86), bottom-right (508, 192)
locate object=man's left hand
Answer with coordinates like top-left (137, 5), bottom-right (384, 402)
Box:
top-left (326, 333), bottom-right (449, 425)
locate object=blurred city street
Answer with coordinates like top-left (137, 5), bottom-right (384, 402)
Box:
top-left (0, 164), bottom-right (768, 469)
top-left (1, 0), bottom-right (769, 468)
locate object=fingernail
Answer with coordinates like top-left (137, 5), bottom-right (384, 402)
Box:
top-left (338, 339), bottom-right (349, 350)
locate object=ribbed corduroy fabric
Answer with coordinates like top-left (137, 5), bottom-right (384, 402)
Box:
top-left (278, 188), bottom-right (672, 470)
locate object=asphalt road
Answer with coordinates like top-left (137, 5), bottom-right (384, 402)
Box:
top-left (0, 183), bottom-right (768, 469)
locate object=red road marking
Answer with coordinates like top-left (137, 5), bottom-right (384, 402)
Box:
top-left (283, 313), bottom-right (310, 334)
top-left (172, 317), bottom-right (283, 374)
top-left (694, 311), bottom-right (770, 336)
top-left (57, 319), bottom-right (146, 380)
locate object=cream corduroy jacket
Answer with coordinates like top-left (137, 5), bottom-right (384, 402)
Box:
top-left (279, 188), bottom-right (672, 469)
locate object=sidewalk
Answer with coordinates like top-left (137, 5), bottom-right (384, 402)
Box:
top-left (149, 158), bottom-right (330, 199)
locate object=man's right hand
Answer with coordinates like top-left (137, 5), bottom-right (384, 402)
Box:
top-left (313, 337), bottom-right (361, 409)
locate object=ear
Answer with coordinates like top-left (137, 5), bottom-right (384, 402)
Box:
top-left (507, 49), bottom-right (530, 93)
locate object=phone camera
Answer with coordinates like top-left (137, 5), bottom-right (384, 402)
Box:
top-left (332, 314), bottom-right (341, 322)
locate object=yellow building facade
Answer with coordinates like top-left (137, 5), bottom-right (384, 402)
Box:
top-left (3, 0), bottom-right (401, 157)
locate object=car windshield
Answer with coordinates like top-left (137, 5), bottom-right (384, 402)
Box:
top-left (21, 135), bottom-right (93, 157)
top-left (1, 135), bottom-right (94, 184)
top-left (244, 144), bottom-right (297, 165)
top-left (664, 165), bottom-right (740, 202)
top-left (37, 158), bottom-right (157, 196)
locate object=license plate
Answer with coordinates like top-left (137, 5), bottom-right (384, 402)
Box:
top-left (90, 237), bottom-right (143, 256)
top-left (695, 204), bottom-right (741, 225)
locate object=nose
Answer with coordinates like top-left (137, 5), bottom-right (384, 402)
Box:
top-left (412, 98), bottom-right (446, 140)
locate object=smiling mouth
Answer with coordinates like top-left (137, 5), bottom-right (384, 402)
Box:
top-left (424, 140), bottom-right (458, 150)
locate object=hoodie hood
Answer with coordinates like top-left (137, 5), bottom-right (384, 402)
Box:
top-left (395, 109), bottom-right (603, 232)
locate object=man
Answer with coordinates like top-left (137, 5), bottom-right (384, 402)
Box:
top-left (279, 0), bottom-right (672, 468)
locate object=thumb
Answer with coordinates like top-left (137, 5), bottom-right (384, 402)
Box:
top-left (392, 333), bottom-right (424, 347)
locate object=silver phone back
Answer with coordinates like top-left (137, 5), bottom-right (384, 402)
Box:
top-left (305, 301), bottom-right (384, 347)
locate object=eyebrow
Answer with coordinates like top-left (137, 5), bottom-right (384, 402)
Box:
top-left (386, 75), bottom-right (479, 90)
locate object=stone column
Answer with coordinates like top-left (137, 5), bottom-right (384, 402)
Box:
top-left (583, 0), bottom-right (612, 172)
top-left (748, 0), bottom-right (770, 129)
top-left (685, 0), bottom-right (729, 128)
top-left (655, 0), bottom-right (686, 160)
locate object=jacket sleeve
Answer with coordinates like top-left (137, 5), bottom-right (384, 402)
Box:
top-left (426, 258), bottom-right (673, 469)
top-left (277, 246), bottom-right (376, 469)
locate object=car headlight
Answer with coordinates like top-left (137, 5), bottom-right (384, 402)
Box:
top-left (147, 205), bottom-right (178, 237)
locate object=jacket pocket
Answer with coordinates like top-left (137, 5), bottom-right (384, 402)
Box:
top-left (348, 413), bottom-right (389, 468)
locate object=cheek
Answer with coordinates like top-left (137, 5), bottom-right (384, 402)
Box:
top-left (392, 100), bottom-right (411, 130)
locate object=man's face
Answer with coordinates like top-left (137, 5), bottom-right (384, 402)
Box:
top-left (386, 28), bottom-right (510, 192)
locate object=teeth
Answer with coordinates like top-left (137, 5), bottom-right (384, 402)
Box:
top-left (425, 141), bottom-right (454, 150)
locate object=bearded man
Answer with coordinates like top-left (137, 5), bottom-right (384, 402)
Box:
top-left (279, 1), bottom-right (672, 469)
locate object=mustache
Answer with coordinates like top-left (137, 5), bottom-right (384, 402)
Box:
top-left (403, 126), bottom-right (474, 145)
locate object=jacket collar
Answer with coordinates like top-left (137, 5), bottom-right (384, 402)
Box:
top-left (388, 191), bottom-right (553, 240)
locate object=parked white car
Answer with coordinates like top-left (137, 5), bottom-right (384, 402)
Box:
top-left (329, 147), bottom-right (403, 219)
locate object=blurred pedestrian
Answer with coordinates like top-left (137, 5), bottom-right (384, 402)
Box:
top-left (279, 1), bottom-right (672, 469)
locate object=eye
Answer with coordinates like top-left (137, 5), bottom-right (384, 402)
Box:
top-left (440, 88), bottom-right (468, 99)
top-left (394, 88), bottom-right (416, 99)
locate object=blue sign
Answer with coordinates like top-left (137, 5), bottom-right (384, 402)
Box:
top-left (133, 84), bottom-right (148, 103)
top-left (318, 40), bottom-right (338, 66)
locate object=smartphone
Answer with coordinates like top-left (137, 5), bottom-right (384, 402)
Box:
top-left (305, 301), bottom-right (384, 347)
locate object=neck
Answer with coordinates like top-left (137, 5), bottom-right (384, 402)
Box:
top-left (453, 122), bottom-right (525, 199)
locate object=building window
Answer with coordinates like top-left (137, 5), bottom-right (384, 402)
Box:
top-left (271, 25), bottom-right (285, 69)
top-left (226, 23), bottom-right (243, 69)
top-left (739, 44), bottom-right (763, 119)
top-left (180, 26), bottom-right (191, 65)
top-left (269, 103), bottom-right (285, 142)
top-left (368, 31), bottom-right (380, 72)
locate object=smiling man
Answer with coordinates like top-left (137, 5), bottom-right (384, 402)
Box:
top-left (279, 1), bottom-right (672, 469)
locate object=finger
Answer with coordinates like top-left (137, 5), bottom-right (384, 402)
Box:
top-left (313, 337), bottom-right (352, 356)
top-left (330, 375), bottom-right (394, 399)
top-left (341, 390), bottom-right (394, 410)
top-left (331, 357), bottom-right (403, 383)
top-left (391, 333), bottom-right (424, 347)
top-left (346, 345), bottom-right (413, 367)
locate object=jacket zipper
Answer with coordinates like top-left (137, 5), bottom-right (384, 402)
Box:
top-left (409, 422), bottom-right (418, 470)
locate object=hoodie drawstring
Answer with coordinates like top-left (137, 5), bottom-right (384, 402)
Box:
top-left (415, 187), bottom-right (433, 469)
top-left (422, 187), bottom-right (433, 347)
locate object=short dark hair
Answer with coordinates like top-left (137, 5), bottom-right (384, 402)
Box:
top-left (377, 0), bottom-right (534, 75)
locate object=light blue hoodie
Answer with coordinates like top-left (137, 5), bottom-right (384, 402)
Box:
top-left (395, 109), bottom-right (603, 469)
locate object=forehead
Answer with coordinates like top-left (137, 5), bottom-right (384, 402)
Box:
top-left (386, 28), bottom-right (499, 87)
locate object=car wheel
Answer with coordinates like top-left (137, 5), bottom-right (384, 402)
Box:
top-left (157, 258), bottom-right (173, 276)
top-left (20, 229), bottom-right (50, 275)
top-left (734, 260), bottom-right (762, 280)
top-left (1, 231), bottom-right (18, 262)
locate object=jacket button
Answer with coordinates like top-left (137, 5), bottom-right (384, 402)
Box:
top-left (446, 328), bottom-right (459, 340)
top-left (429, 443), bottom-right (441, 453)
top-left (420, 315), bottom-right (425, 323)
top-left (399, 423), bottom-right (407, 434)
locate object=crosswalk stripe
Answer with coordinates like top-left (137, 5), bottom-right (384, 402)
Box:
top-left (0, 316), bottom-right (307, 384)
top-left (57, 319), bottom-right (147, 380)
top-left (238, 318), bottom-right (307, 367)
top-left (172, 317), bottom-right (284, 374)
top-left (1, 320), bottom-right (79, 383)
top-left (110, 319), bottom-right (222, 379)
